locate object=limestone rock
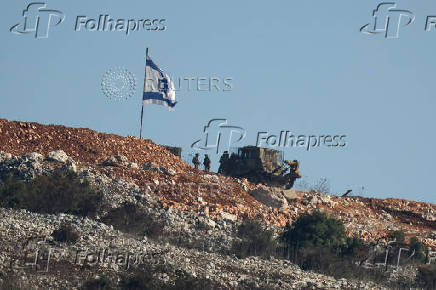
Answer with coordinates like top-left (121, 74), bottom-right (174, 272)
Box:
top-left (102, 155), bottom-right (128, 167)
top-left (46, 150), bottom-right (70, 163)
top-left (249, 186), bottom-right (288, 209)
top-left (24, 152), bottom-right (44, 163)
top-left (221, 212), bottom-right (237, 222)
top-left (143, 162), bottom-right (176, 176)
top-left (282, 189), bottom-right (299, 202)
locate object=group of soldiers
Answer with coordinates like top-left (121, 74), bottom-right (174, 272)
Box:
top-left (192, 150), bottom-right (301, 190)
top-left (217, 150), bottom-right (301, 189)
top-left (218, 150), bottom-right (231, 173)
top-left (192, 153), bottom-right (211, 171)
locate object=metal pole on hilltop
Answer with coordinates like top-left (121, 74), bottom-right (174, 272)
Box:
top-left (139, 47), bottom-right (148, 139)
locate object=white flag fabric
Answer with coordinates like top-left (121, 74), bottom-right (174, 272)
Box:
top-left (142, 54), bottom-right (176, 111)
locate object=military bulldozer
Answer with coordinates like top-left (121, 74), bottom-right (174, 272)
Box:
top-left (218, 146), bottom-right (301, 189)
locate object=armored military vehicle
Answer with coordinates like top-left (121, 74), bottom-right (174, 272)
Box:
top-left (218, 146), bottom-right (301, 189)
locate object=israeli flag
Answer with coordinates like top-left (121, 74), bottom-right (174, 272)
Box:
top-left (143, 54), bottom-right (177, 111)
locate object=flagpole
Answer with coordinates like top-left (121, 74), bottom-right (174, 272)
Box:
top-left (139, 47), bottom-right (148, 139)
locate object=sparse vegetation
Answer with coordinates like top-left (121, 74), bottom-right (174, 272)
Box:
top-left (295, 178), bottom-right (330, 195)
top-left (120, 270), bottom-right (163, 290)
top-left (119, 268), bottom-right (223, 290)
top-left (0, 272), bottom-right (22, 290)
top-left (296, 246), bottom-right (386, 283)
top-left (102, 203), bottom-right (164, 240)
top-left (0, 170), bottom-right (102, 217)
top-left (341, 236), bottom-right (372, 264)
top-left (416, 264), bottom-right (436, 289)
top-left (171, 273), bottom-right (223, 290)
top-left (409, 236), bottom-right (428, 262)
top-left (387, 230), bottom-right (405, 244)
top-left (310, 178), bottom-right (330, 195)
top-left (51, 223), bottom-right (80, 244)
top-left (279, 211), bottom-right (391, 283)
top-left (232, 219), bottom-right (277, 258)
top-left (195, 220), bottom-right (210, 231)
top-left (81, 275), bottom-right (116, 290)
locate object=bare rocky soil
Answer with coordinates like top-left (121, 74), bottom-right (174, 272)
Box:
top-left (0, 118), bottom-right (435, 289)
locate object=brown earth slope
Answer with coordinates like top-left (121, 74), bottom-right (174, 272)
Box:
top-left (0, 118), bottom-right (435, 248)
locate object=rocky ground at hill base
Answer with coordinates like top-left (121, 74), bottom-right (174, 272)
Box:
top-left (0, 118), bottom-right (435, 289)
top-left (0, 151), bottom-right (387, 289)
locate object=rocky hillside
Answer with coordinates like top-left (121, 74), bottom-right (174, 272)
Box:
top-left (0, 118), bottom-right (435, 289)
top-left (1, 118), bottom-right (434, 248)
top-left (0, 149), bottom-right (388, 289)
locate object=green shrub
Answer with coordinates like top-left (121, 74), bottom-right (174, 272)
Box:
top-left (297, 246), bottom-right (386, 283)
top-left (409, 236), bottom-right (428, 262)
top-left (0, 171), bottom-right (102, 217)
top-left (278, 212), bottom-right (426, 286)
top-left (232, 219), bottom-right (277, 258)
top-left (52, 223), bottom-right (79, 244)
top-left (281, 211), bottom-right (347, 250)
top-left (278, 211), bottom-right (389, 283)
top-left (0, 176), bottom-right (26, 208)
top-left (416, 264), bottom-right (436, 289)
top-left (342, 236), bottom-right (371, 264)
top-left (387, 230), bottom-right (405, 244)
top-left (102, 203), bottom-right (164, 239)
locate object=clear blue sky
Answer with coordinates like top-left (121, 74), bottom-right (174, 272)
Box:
top-left (1, 0), bottom-right (435, 203)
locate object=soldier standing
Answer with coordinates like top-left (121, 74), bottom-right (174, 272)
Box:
top-left (192, 153), bottom-right (200, 169)
top-left (203, 154), bottom-right (211, 172)
top-left (284, 160), bottom-right (301, 189)
top-left (218, 151), bottom-right (229, 173)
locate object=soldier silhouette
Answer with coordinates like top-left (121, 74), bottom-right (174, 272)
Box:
top-left (203, 154), bottom-right (211, 172)
top-left (192, 153), bottom-right (200, 169)
top-left (284, 160), bottom-right (301, 189)
top-left (218, 151), bottom-right (229, 173)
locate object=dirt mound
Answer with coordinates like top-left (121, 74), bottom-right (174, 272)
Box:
top-left (0, 119), bottom-right (186, 172)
